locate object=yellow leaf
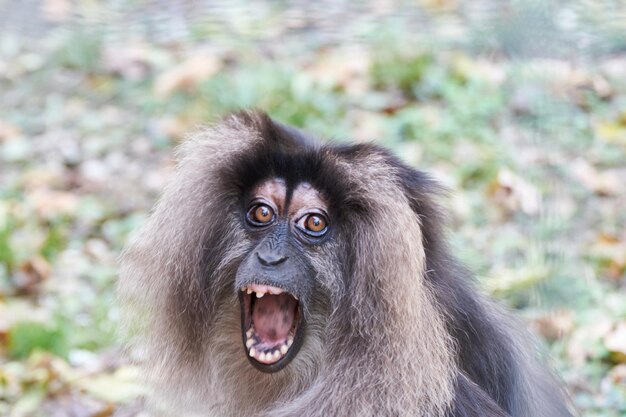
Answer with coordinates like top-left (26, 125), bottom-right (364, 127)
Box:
top-left (76, 366), bottom-right (147, 403)
top-left (154, 54), bottom-right (222, 98)
top-left (596, 118), bottom-right (626, 145)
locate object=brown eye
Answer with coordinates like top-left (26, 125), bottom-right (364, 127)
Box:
top-left (247, 204), bottom-right (275, 226)
top-left (306, 215), bottom-right (326, 232)
top-left (255, 205), bottom-right (273, 222)
top-left (297, 212), bottom-right (329, 238)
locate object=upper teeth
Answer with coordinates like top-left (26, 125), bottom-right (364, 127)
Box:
top-left (241, 285), bottom-right (286, 297)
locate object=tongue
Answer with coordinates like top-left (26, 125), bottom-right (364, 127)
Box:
top-left (252, 293), bottom-right (297, 343)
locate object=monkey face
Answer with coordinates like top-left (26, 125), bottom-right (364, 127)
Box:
top-left (235, 178), bottom-right (330, 373)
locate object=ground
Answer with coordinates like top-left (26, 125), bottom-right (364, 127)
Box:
top-left (0, 1), bottom-right (625, 416)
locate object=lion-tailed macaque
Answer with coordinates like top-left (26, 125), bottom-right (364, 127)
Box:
top-left (118, 111), bottom-right (575, 417)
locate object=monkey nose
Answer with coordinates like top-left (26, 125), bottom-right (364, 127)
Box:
top-left (256, 251), bottom-right (289, 266)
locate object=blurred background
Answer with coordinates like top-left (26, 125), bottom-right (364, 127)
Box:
top-left (0, 1), bottom-right (625, 416)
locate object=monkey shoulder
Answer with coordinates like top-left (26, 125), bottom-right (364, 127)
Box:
top-left (448, 373), bottom-right (512, 417)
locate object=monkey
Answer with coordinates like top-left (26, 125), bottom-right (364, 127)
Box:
top-left (118, 111), bottom-right (575, 417)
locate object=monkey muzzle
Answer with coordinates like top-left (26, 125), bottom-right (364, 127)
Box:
top-left (239, 284), bottom-right (303, 372)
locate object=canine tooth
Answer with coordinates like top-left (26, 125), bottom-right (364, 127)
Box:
top-left (256, 291), bottom-right (265, 298)
top-left (249, 348), bottom-right (256, 358)
top-left (280, 344), bottom-right (288, 354)
top-left (287, 337), bottom-right (293, 347)
top-left (246, 338), bottom-right (254, 348)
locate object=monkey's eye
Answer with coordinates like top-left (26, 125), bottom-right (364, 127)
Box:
top-left (296, 213), bottom-right (329, 238)
top-left (247, 204), bottom-right (275, 226)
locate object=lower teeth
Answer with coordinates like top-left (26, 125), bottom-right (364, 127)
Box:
top-left (246, 327), bottom-right (291, 362)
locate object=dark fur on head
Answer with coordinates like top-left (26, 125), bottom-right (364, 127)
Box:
top-left (118, 111), bottom-right (575, 417)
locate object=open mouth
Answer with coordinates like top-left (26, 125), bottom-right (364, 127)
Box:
top-left (239, 284), bottom-right (303, 372)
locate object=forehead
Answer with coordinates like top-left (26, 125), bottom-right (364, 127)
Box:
top-left (250, 178), bottom-right (328, 213)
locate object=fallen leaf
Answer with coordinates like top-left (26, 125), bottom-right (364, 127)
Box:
top-left (601, 57), bottom-right (626, 81)
top-left (0, 119), bottom-right (21, 142)
top-left (305, 46), bottom-right (371, 95)
top-left (571, 158), bottom-right (622, 196)
top-left (605, 322), bottom-right (626, 363)
top-left (92, 403), bottom-right (115, 417)
top-left (488, 169), bottom-right (541, 216)
top-left (590, 233), bottom-right (626, 280)
top-left (10, 386), bottom-right (47, 416)
top-left (531, 310), bottom-right (575, 341)
top-left (591, 75), bottom-right (613, 99)
top-left (40, 0), bottom-right (70, 22)
top-left (596, 117), bottom-right (626, 145)
top-left (14, 255), bottom-right (51, 296)
top-left (76, 366), bottom-right (147, 403)
top-left (567, 317), bottom-right (613, 366)
top-left (27, 189), bottom-right (79, 219)
top-left (607, 364), bottom-right (626, 384)
top-left (154, 53), bottom-right (222, 98)
top-left (102, 45), bottom-right (153, 81)
top-left (418, 0), bottom-right (458, 12)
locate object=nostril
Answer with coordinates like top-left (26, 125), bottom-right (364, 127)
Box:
top-left (256, 251), bottom-right (288, 266)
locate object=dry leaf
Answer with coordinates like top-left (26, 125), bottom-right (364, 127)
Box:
top-left (102, 45), bottom-right (153, 81)
top-left (305, 47), bottom-right (370, 95)
top-left (596, 115), bottom-right (626, 145)
top-left (605, 322), bottom-right (626, 363)
top-left (154, 53), bottom-right (222, 98)
top-left (607, 364), bottom-right (626, 384)
top-left (418, 0), bottom-right (458, 12)
top-left (531, 310), bottom-right (575, 341)
top-left (571, 158), bottom-right (622, 196)
top-left (567, 318), bottom-right (613, 366)
top-left (92, 404), bottom-right (115, 417)
top-left (0, 119), bottom-right (20, 142)
top-left (76, 366), bottom-right (147, 403)
top-left (27, 189), bottom-right (79, 219)
top-left (0, 300), bottom-right (51, 330)
top-left (41, 0), bottom-right (70, 22)
top-left (14, 255), bottom-right (51, 296)
top-left (451, 53), bottom-right (506, 86)
top-left (488, 169), bottom-right (541, 216)
top-left (591, 75), bottom-right (613, 99)
top-left (590, 233), bottom-right (626, 280)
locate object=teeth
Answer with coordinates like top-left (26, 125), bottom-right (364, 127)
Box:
top-left (243, 285), bottom-right (292, 298)
top-left (246, 328), bottom-right (254, 338)
top-left (246, 338), bottom-right (254, 348)
top-left (280, 344), bottom-right (288, 354)
top-left (273, 350), bottom-right (281, 360)
top-left (249, 348), bottom-right (256, 358)
top-left (259, 352), bottom-right (267, 361)
top-left (287, 337), bottom-right (293, 347)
